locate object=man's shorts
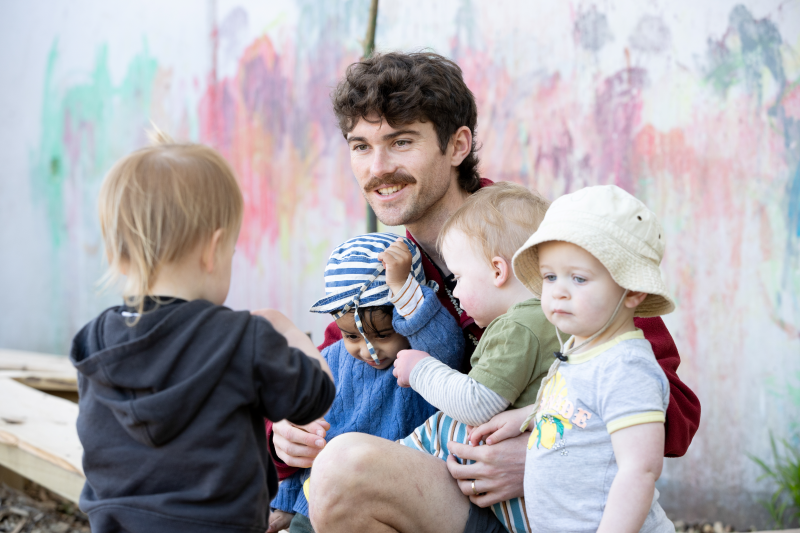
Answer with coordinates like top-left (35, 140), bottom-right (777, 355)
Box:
top-left (400, 411), bottom-right (531, 533)
top-left (464, 502), bottom-right (507, 533)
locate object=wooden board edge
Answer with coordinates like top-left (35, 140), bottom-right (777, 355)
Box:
top-left (0, 442), bottom-right (84, 503)
top-left (10, 375), bottom-right (78, 392)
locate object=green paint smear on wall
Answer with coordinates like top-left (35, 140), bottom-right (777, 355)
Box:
top-left (30, 39), bottom-right (159, 247)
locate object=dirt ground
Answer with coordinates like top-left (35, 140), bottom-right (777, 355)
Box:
top-left (0, 483), bottom-right (89, 533)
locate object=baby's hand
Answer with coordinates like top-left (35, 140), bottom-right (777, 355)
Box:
top-left (392, 349), bottom-right (430, 387)
top-left (377, 238), bottom-right (413, 296)
top-left (468, 407), bottom-right (532, 446)
top-left (267, 509), bottom-right (294, 532)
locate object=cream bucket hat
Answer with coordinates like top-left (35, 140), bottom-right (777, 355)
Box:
top-left (512, 184), bottom-right (675, 318)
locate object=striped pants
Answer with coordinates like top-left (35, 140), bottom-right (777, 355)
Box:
top-left (399, 411), bottom-right (531, 533)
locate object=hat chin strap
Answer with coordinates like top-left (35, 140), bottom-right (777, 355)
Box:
top-left (520, 289), bottom-right (628, 432)
top-left (332, 265), bottom-right (385, 364)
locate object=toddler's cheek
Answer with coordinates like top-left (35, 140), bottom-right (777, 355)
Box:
top-left (540, 302), bottom-right (557, 324)
top-left (455, 293), bottom-right (477, 316)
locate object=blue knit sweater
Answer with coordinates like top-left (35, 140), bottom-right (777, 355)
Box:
top-left (272, 285), bottom-right (464, 517)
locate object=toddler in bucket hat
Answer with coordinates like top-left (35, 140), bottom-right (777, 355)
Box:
top-left (270, 232), bottom-right (464, 532)
top-left (469, 185), bottom-right (676, 533)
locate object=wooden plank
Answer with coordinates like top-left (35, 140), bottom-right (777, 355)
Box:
top-left (0, 349), bottom-right (75, 374)
top-left (0, 378), bottom-right (82, 473)
top-left (0, 442), bottom-right (84, 503)
top-left (0, 349), bottom-right (78, 392)
top-left (0, 378), bottom-right (84, 503)
top-left (7, 374), bottom-right (77, 392)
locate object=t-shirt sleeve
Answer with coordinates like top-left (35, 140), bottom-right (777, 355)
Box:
top-left (468, 319), bottom-right (541, 403)
top-left (597, 346), bottom-right (670, 434)
top-left (251, 316), bottom-right (336, 426)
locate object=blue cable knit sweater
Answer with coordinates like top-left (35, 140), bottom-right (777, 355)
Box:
top-left (272, 285), bottom-right (464, 517)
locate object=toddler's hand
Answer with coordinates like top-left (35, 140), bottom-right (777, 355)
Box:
top-left (468, 407), bottom-right (532, 446)
top-left (267, 509), bottom-right (294, 532)
top-left (377, 238), bottom-right (413, 296)
top-left (392, 349), bottom-right (430, 387)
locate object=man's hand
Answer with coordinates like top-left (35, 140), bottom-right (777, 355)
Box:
top-left (377, 238), bottom-right (413, 296)
top-left (272, 418), bottom-right (331, 468)
top-left (393, 349), bottom-right (430, 387)
top-left (468, 406), bottom-right (531, 446)
top-left (445, 431), bottom-right (528, 507)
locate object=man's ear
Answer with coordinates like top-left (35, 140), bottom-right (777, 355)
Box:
top-left (449, 126), bottom-right (472, 167)
top-left (491, 256), bottom-right (512, 288)
top-left (624, 291), bottom-right (648, 309)
top-left (201, 229), bottom-right (225, 274)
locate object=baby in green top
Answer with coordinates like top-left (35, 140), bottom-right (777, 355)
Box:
top-left (393, 181), bottom-right (559, 427)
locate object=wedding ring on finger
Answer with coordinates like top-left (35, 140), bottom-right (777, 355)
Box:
top-left (471, 480), bottom-right (479, 496)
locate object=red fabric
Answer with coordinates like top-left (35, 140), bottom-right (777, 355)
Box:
top-left (267, 177), bottom-right (701, 479)
top-left (634, 316), bottom-right (701, 457)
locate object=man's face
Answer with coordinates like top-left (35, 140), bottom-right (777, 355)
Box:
top-left (346, 118), bottom-right (455, 227)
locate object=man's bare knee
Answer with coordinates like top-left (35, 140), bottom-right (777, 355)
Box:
top-left (309, 433), bottom-right (384, 525)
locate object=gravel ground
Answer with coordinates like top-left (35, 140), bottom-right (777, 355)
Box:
top-left (0, 481), bottom-right (780, 533)
top-left (0, 484), bottom-right (89, 533)
top-left (673, 520), bottom-right (762, 532)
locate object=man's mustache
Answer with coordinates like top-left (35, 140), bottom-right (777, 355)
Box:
top-left (363, 172), bottom-right (417, 192)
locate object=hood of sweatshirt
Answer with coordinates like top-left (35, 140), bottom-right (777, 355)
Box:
top-left (70, 298), bottom-right (251, 448)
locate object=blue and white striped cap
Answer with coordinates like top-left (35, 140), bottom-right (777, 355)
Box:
top-left (310, 232), bottom-right (429, 362)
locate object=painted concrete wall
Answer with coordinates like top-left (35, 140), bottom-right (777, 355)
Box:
top-left (0, 0), bottom-right (798, 528)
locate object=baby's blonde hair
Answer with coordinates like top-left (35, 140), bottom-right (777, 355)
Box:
top-left (438, 181), bottom-right (550, 270)
top-left (98, 130), bottom-right (244, 317)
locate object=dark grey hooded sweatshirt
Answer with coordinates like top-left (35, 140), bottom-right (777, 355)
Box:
top-left (70, 298), bottom-right (335, 533)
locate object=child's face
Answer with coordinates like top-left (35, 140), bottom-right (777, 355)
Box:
top-left (335, 311), bottom-right (410, 370)
top-left (441, 229), bottom-right (508, 328)
top-left (537, 241), bottom-right (628, 339)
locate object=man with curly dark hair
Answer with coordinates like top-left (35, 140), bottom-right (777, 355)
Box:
top-left (266, 52), bottom-right (701, 533)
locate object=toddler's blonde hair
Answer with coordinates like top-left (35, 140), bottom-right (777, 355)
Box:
top-left (98, 130), bottom-right (244, 317)
top-left (438, 182), bottom-right (550, 290)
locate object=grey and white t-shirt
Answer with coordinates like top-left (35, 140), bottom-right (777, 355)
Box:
top-left (523, 330), bottom-right (674, 533)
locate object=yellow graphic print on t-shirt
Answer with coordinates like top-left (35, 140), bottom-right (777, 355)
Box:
top-left (529, 371), bottom-right (573, 450)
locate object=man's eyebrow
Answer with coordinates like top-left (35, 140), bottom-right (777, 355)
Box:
top-left (346, 130), bottom-right (421, 143)
top-left (382, 129), bottom-right (420, 141)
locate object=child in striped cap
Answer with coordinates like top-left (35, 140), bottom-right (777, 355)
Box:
top-left (270, 232), bottom-right (464, 533)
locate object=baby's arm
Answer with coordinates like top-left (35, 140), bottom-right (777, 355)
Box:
top-left (597, 423), bottom-right (664, 533)
top-left (398, 355), bottom-right (510, 426)
top-left (382, 237), bottom-right (465, 371)
top-left (398, 317), bottom-right (544, 426)
top-left (596, 347), bottom-right (670, 532)
top-left (252, 309), bottom-right (333, 382)
top-left (468, 406), bottom-right (531, 446)
top-left (379, 237), bottom-right (425, 318)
